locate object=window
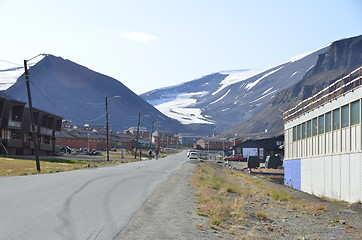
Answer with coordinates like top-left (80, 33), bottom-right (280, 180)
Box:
top-left (318, 115), bottom-right (325, 134)
top-left (351, 100), bottom-right (360, 125)
top-left (312, 117), bottom-right (318, 136)
top-left (341, 104), bottom-right (349, 128)
top-left (333, 108), bottom-right (340, 130)
top-left (293, 126), bottom-right (297, 141)
top-left (325, 112), bottom-right (332, 132)
top-left (307, 120), bottom-right (312, 138)
top-left (297, 124), bottom-right (301, 140)
top-left (302, 122), bottom-right (306, 139)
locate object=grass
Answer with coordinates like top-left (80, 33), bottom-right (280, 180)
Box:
top-left (0, 157), bottom-right (88, 176)
top-left (0, 155), bottom-right (136, 177)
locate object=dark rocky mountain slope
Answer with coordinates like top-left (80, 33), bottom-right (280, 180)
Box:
top-left (225, 34), bottom-right (362, 138)
top-left (4, 55), bottom-right (186, 133)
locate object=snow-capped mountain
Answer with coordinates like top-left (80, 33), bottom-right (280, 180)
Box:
top-left (227, 34), bottom-right (362, 138)
top-left (0, 66), bottom-right (24, 90)
top-left (141, 46), bottom-right (329, 133)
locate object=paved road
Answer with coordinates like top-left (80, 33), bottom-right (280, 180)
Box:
top-left (0, 152), bottom-right (187, 240)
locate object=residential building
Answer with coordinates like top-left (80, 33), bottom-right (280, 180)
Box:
top-left (0, 97), bottom-right (62, 156)
top-left (177, 133), bottom-right (203, 147)
top-left (194, 138), bottom-right (232, 151)
top-left (283, 67), bottom-right (362, 203)
top-left (123, 127), bottom-right (149, 139)
top-left (152, 131), bottom-right (179, 149)
top-left (230, 135), bottom-right (284, 161)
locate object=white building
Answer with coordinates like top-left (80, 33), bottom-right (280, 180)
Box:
top-left (283, 67), bottom-right (362, 203)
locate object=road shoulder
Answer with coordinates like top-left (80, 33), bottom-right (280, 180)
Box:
top-left (115, 161), bottom-right (220, 240)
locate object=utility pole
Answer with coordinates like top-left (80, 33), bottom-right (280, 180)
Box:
top-left (149, 120), bottom-right (154, 149)
top-left (106, 96), bottom-right (109, 161)
top-left (134, 112), bottom-right (141, 159)
top-left (24, 60), bottom-right (41, 173)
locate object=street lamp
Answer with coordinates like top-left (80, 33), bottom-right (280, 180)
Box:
top-left (105, 95), bottom-right (121, 161)
top-left (24, 54), bottom-right (48, 173)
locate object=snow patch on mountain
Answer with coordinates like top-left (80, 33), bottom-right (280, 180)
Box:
top-left (0, 67), bottom-right (23, 90)
top-left (245, 66), bottom-right (284, 90)
top-left (289, 45), bottom-right (329, 62)
top-left (213, 69), bottom-right (267, 95)
top-left (210, 89), bottom-right (230, 105)
top-left (156, 91), bottom-right (214, 125)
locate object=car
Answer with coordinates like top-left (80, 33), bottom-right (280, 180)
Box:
top-left (188, 152), bottom-right (198, 160)
top-left (186, 149), bottom-right (197, 157)
top-left (223, 154), bottom-right (245, 161)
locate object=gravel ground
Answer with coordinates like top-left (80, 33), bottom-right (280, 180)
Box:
top-left (114, 161), bottom-right (221, 240)
top-left (115, 160), bottom-right (362, 240)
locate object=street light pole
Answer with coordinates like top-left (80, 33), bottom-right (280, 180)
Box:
top-left (24, 58), bottom-right (41, 172)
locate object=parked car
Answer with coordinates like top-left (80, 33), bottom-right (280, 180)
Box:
top-left (186, 149), bottom-right (197, 157)
top-left (59, 145), bottom-right (72, 154)
top-left (224, 154), bottom-right (245, 161)
top-left (188, 152), bottom-right (198, 160)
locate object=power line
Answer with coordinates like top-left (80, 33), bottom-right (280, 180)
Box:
top-left (0, 59), bottom-right (22, 66)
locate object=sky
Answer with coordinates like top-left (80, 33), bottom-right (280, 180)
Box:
top-left (0, 0), bottom-right (361, 94)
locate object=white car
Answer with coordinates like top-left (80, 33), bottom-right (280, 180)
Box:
top-left (188, 152), bottom-right (198, 159)
top-left (186, 150), bottom-right (197, 157)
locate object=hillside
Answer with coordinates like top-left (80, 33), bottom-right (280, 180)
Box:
top-left (4, 55), bottom-right (186, 133)
top-left (141, 46), bottom-right (329, 134)
top-left (226, 34), bottom-right (362, 138)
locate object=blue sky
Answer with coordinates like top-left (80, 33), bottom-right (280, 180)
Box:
top-left (0, 0), bottom-right (361, 94)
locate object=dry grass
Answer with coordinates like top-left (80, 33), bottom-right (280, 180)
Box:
top-left (0, 157), bottom-right (88, 176)
top-left (0, 156), bottom-right (135, 176)
top-left (190, 163), bottom-right (290, 233)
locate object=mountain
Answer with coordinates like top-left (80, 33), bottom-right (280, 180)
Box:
top-left (141, 46), bottom-right (329, 135)
top-left (225, 34), bottom-right (362, 138)
top-left (4, 55), bottom-right (186, 133)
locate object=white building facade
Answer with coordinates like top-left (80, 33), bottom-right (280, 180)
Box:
top-left (283, 67), bottom-right (362, 203)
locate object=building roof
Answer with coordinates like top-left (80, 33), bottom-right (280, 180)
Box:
top-left (232, 135), bottom-right (284, 150)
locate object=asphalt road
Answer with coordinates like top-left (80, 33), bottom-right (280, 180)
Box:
top-left (0, 152), bottom-right (187, 240)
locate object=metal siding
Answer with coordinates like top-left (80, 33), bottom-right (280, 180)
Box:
top-left (324, 155), bottom-right (333, 198)
top-left (284, 159), bottom-right (301, 190)
top-left (326, 132), bottom-right (332, 154)
top-left (319, 135), bottom-right (325, 155)
top-left (331, 154), bottom-right (341, 199)
top-left (340, 154), bottom-right (350, 202)
top-left (356, 125), bottom-right (361, 150)
top-left (350, 153), bottom-right (361, 203)
top-left (312, 157), bottom-right (325, 197)
top-left (301, 158), bottom-right (312, 194)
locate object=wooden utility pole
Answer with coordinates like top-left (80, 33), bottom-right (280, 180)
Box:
top-left (134, 112), bottom-right (141, 159)
top-left (149, 120), bottom-right (154, 149)
top-left (24, 60), bottom-right (41, 173)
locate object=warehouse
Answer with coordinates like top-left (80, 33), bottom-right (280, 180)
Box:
top-left (283, 67), bottom-right (362, 203)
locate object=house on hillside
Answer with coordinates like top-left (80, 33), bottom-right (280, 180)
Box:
top-left (230, 135), bottom-right (284, 161)
top-left (283, 67), bottom-right (362, 203)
